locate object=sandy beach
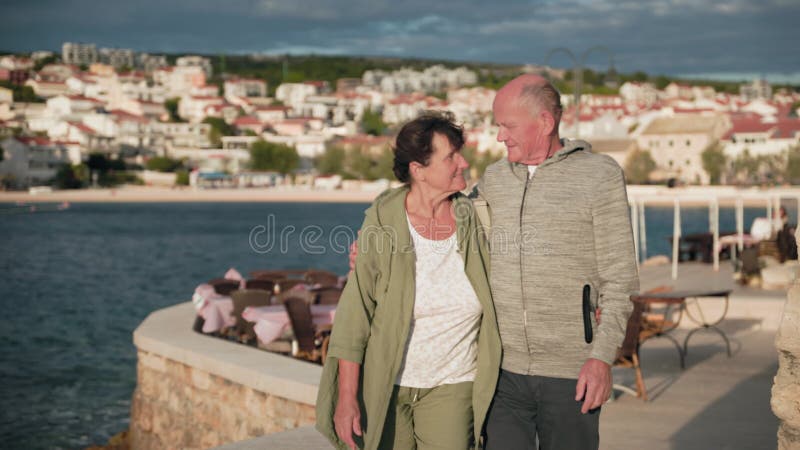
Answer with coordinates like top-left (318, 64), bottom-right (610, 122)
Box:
top-left (1, 184), bottom-right (800, 206)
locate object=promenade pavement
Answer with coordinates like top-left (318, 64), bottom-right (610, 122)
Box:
top-left (218, 262), bottom-right (786, 450)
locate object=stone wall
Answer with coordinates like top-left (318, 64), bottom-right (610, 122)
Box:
top-left (771, 233), bottom-right (800, 450)
top-left (131, 302), bottom-right (323, 450)
top-left (130, 350), bottom-right (315, 449)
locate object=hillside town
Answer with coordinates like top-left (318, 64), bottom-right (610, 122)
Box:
top-left (1, 42), bottom-right (799, 191)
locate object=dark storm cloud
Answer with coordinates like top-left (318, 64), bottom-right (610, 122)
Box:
top-left (0, 0), bottom-right (797, 76)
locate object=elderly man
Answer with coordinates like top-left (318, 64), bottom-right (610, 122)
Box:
top-left (476, 74), bottom-right (639, 449)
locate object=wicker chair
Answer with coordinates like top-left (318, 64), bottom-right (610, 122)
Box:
top-left (305, 270), bottom-right (340, 287)
top-left (245, 278), bottom-right (276, 293)
top-left (615, 285), bottom-right (674, 401)
top-left (312, 286), bottom-right (343, 305)
top-left (277, 278), bottom-right (306, 294)
top-left (230, 289), bottom-right (272, 343)
top-left (283, 296), bottom-right (331, 363)
top-left (208, 278), bottom-right (240, 296)
top-left (249, 270), bottom-right (289, 281)
top-left (614, 297), bottom-right (650, 400)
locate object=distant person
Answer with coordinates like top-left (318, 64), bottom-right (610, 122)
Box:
top-left (775, 206), bottom-right (797, 262)
top-left (474, 74), bottom-right (639, 450)
top-left (316, 111), bottom-right (501, 450)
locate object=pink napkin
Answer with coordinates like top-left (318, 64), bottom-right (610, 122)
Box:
top-left (224, 267), bottom-right (246, 288)
top-left (192, 283), bottom-right (226, 310)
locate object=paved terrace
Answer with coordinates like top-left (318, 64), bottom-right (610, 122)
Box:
top-left (217, 262), bottom-right (786, 450)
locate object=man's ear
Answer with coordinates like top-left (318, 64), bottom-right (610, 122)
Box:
top-left (540, 110), bottom-right (556, 136)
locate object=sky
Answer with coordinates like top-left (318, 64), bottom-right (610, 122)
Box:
top-left (1, 0), bottom-right (798, 82)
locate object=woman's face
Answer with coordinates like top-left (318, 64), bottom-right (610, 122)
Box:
top-left (414, 132), bottom-right (469, 194)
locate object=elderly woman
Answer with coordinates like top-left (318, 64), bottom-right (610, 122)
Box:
top-left (316, 111), bottom-right (501, 450)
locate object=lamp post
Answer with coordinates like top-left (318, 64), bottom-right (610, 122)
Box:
top-left (544, 46), bottom-right (615, 139)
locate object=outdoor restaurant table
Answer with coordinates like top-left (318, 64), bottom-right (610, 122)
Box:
top-left (197, 296), bottom-right (234, 333)
top-left (632, 288), bottom-right (733, 367)
top-left (242, 304), bottom-right (337, 345)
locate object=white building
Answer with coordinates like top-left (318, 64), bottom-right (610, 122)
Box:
top-left (24, 79), bottom-right (71, 99)
top-left (98, 48), bottom-right (135, 69)
top-left (0, 87), bottom-right (12, 104)
top-left (619, 82), bottom-right (658, 106)
top-left (261, 133), bottom-right (327, 158)
top-left (253, 105), bottom-right (289, 123)
top-left (49, 121), bottom-right (114, 153)
top-left (175, 56), bottom-right (213, 78)
top-left (0, 56), bottom-right (34, 71)
top-left (636, 114), bottom-right (731, 184)
top-left (275, 83), bottom-right (319, 110)
top-left (382, 94), bottom-right (445, 125)
top-left (153, 66), bottom-right (207, 99)
top-left (363, 65), bottom-right (477, 94)
top-left (45, 95), bottom-right (103, 118)
top-left (178, 95), bottom-right (225, 123)
top-left (152, 122), bottom-right (212, 150)
top-left (0, 136), bottom-right (70, 188)
top-left (721, 117), bottom-right (800, 159)
top-left (740, 78), bottom-right (772, 102)
top-left (62, 42), bottom-right (98, 66)
top-left (224, 78), bottom-right (268, 99)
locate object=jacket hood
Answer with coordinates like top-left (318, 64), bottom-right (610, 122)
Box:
top-left (508, 138), bottom-right (592, 181)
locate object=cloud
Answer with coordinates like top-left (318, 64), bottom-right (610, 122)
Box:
top-left (0, 0), bottom-right (796, 76)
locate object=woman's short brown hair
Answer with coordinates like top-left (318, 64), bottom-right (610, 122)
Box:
top-left (393, 111), bottom-right (464, 183)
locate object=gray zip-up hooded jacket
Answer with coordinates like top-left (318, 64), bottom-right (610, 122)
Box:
top-left (475, 138), bottom-right (639, 379)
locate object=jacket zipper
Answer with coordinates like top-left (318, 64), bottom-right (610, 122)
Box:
top-left (519, 171), bottom-right (533, 359)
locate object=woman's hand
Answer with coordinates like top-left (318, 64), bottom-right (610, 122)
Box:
top-left (334, 393), bottom-right (362, 450)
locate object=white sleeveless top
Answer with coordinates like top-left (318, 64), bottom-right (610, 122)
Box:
top-left (395, 213), bottom-right (483, 388)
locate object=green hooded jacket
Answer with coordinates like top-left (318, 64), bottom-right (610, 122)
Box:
top-left (316, 185), bottom-right (502, 450)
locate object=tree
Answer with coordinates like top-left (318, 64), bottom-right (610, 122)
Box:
top-left (1, 81), bottom-right (43, 103)
top-left (203, 117), bottom-right (235, 147)
top-left (33, 55), bottom-right (58, 72)
top-left (175, 169), bottom-right (190, 186)
top-left (731, 149), bottom-right (760, 184)
top-left (370, 147), bottom-right (395, 180)
top-left (624, 149), bottom-right (657, 184)
top-left (785, 145), bottom-right (800, 184)
top-left (345, 147), bottom-right (374, 179)
top-left (249, 140), bottom-right (299, 174)
top-left (145, 156), bottom-right (182, 172)
top-left (701, 142), bottom-right (727, 185)
top-left (790, 101), bottom-right (800, 118)
top-left (461, 146), bottom-right (502, 180)
top-left (164, 97), bottom-right (182, 122)
top-left (53, 163), bottom-right (89, 189)
top-left (315, 146), bottom-right (346, 175)
top-left (361, 109), bottom-right (387, 136)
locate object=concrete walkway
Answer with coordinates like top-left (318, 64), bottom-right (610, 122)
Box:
top-left (219, 262), bottom-right (787, 449)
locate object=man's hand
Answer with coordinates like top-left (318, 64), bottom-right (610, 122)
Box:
top-left (334, 394), bottom-right (363, 450)
top-left (575, 358), bottom-right (612, 413)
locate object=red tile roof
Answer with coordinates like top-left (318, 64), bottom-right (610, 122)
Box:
top-left (108, 109), bottom-right (150, 123)
top-left (233, 116), bottom-right (262, 126)
top-left (774, 119), bottom-right (800, 139)
top-left (16, 136), bottom-right (53, 146)
top-left (67, 121), bottom-right (97, 135)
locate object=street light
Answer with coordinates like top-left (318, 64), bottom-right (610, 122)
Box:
top-left (544, 46), bottom-right (615, 138)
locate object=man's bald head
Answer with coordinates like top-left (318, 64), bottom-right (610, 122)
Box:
top-left (492, 74), bottom-right (564, 165)
top-left (496, 74), bottom-right (563, 128)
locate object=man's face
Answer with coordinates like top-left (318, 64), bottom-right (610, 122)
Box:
top-left (493, 93), bottom-right (550, 165)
